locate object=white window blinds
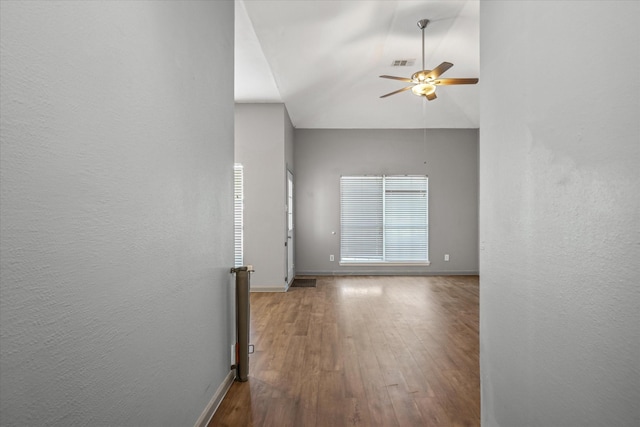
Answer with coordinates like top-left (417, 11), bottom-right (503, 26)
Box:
top-left (384, 176), bottom-right (428, 262)
top-left (340, 176), bottom-right (383, 261)
top-left (234, 164), bottom-right (244, 268)
top-left (340, 175), bottom-right (428, 264)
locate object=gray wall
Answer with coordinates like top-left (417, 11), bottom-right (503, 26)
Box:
top-left (285, 106), bottom-right (295, 174)
top-left (480, 1), bottom-right (639, 426)
top-left (235, 103), bottom-right (293, 290)
top-left (0, 1), bottom-right (234, 425)
top-left (294, 128), bottom-right (479, 275)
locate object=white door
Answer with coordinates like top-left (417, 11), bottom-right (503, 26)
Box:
top-left (286, 170), bottom-right (294, 284)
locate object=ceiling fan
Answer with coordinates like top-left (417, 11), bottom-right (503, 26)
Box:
top-left (380, 19), bottom-right (478, 101)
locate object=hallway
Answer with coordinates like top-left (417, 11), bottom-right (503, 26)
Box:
top-left (210, 275), bottom-right (479, 426)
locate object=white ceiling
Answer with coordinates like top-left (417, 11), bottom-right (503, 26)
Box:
top-left (235, 0), bottom-right (479, 129)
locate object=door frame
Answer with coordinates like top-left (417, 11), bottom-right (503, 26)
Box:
top-left (285, 169), bottom-right (294, 286)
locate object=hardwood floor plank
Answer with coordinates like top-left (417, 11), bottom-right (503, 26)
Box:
top-left (302, 314), bottom-right (323, 374)
top-left (292, 372), bottom-right (319, 426)
top-left (340, 398), bottom-right (373, 426)
top-left (262, 397), bottom-right (297, 427)
top-left (282, 335), bottom-right (307, 372)
top-left (342, 337), bottom-right (367, 399)
top-left (383, 369), bottom-right (427, 425)
top-left (292, 304), bottom-right (311, 336)
top-left (318, 370), bottom-right (345, 401)
top-left (209, 275), bottom-right (479, 427)
top-left (415, 396), bottom-right (453, 427)
top-left (320, 322), bottom-right (342, 372)
top-left (315, 398), bottom-right (343, 427)
top-left (366, 393), bottom-right (400, 427)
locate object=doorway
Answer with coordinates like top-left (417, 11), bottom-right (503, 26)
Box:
top-left (286, 170), bottom-right (294, 285)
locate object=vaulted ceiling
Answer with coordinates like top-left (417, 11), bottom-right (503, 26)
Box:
top-left (235, 0), bottom-right (479, 129)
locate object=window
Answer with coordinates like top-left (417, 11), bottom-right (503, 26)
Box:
top-left (234, 164), bottom-right (244, 267)
top-left (340, 175), bottom-right (428, 264)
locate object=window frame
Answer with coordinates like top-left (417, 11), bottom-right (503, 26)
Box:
top-left (339, 174), bottom-right (430, 266)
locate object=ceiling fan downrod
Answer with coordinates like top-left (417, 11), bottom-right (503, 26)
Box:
top-left (417, 19), bottom-right (429, 71)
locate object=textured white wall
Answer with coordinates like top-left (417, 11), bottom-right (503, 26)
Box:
top-left (235, 104), bottom-right (287, 289)
top-left (0, 1), bottom-right (234, 425)
top-left (480, 1), bottom-right (639, 426)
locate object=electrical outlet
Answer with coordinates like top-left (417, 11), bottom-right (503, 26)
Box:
top-left (444, 254), bottom-right (450, 261)
top-left (231, 344), bottom-right (236, 365)
top-left (330, 254), bottom-right (334, 262)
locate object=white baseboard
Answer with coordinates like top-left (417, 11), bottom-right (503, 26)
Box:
top-left (250, 286), bottom-right (287, 292)
top-left (296, 270), bottom-right (479, 276)
top-left (194, 369), bottom-right (235, 427)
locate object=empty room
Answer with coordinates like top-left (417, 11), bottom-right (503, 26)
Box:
top-left (0, 1), bottom-right (637, 427)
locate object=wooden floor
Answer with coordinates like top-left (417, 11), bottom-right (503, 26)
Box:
top-left (209, 275), bottom-right (479, 427)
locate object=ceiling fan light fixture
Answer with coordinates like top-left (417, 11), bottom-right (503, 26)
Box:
top-left (411, 83), bottom-right (436, 96)
top-left (413, 71), bottom-right (428, 81)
